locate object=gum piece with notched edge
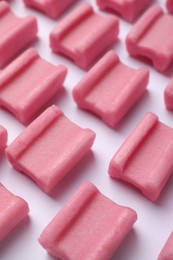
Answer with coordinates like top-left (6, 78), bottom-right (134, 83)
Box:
top-left (72, 50), bottom-right (149, 127)
top-left (108, 112), bottom-right (173, 201)
top-left (6, 105), bottom-right (96, 193)
top-left (126, 5), bottom-right (173, 72)
top-left (50, 2), bottom-right (119, 70)
top-left (0, 125), bottom-right (7, 150)
top-left (0, 48), bottom-right (67, 123)
top-left (0, 183), bottom-right (29, 241)
top-left (166, 0), bottom-right (173, 13)
top-left (23, 0), bottom-right (78, 19)
top-left (164, 79), bottom-right (173, 111)
top-left (0, 1), bottom-right (38, 68)
top-left (158, 231), bottom-right (173, 260)
top-left (96, 0), bottom-right (152, 22)
top-left (38, 181), bottom-right (137, 259)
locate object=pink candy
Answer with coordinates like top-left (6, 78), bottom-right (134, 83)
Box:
top-left (0, 48), bottom-right (67, 123)
top-left (50, 3), bottom-right (119, 69)
top-left (6, 105), bottom-right (95, 193)
top-left (126, 5), bottom-right (173, 72)
top-left (23, 0), bottom-right (77, 19)
top-left (0, 183), bottom-right (29, 241)
top-left (0, 1), bottom-right (37, 68)
top-left (158, 231), bottom-right (173, 260)
top-left (109, 112), bottom-right (173, 201)
top-left (38, 182), bottom-right (137, 259)
top-left (97, 0), bottom-right (152, 22)
top-left (73, 50), bottom-right (149, 127)
top-left (164, 79), bottom-right (173, 111)
top-left (0, 125), bottom-right (7, 150)
top-left (166, 0), bottom-right (173, 13)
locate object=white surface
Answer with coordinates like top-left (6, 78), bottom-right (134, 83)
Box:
top-left (0, 0), bottom-right (173, 259)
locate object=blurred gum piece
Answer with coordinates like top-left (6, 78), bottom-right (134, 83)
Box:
top-left (38, 181), bottom-right (137, 259)
top-left (96, 0), bottom-right (152, 22)
top-left (0, 48), bottom-right (67, 123)
top-left (73, 50), bottom-right (149, 127)
top-left (0, 1), bottom-right (38, 68)
top-left (23, 0), bottom-right (78, 19)
top-left (0, 183), bottom-right (29, 241)
top-left (158, 231), bottom-right (173, 260)
top-left (109, 112), bottom-right (173, 201)
top-left (50, 3), bottom-right (119, 69)
top-left (126, 5), bottom-right (173, 72)
top-left (6, 105), bottom-right (96, 193)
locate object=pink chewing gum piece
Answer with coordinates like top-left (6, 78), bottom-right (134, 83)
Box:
top-left (5, 105), bottom-right (96, 193)
top-left (166, 0), bottom-right (173, 13)
top-left (0, 125), bottom-right (7, 150)
top-left (126, 5), bottom-right (173, 72)
top-left (0, 1), bottom-right (38, 68)
top-left (23, 0), bottom-right (78, 19)
top-left (164, 79), bottom-right (173, 111)
top-left (0, 48), bottom-right (67, 123)
top-left (108, 112), bottom-right (173, 201)
top-left (0, 183), bottom-right (29, 241)
top-left (96, 0), bottom-right (152, 22)
top-left (158, 231), bottom-right (173, 260)
top-left (72, 50), bottom-right (149, 127)
top-left (50, 3), bottom-right (119, 70)
top-left (38, 181), bottom-right (137, 259)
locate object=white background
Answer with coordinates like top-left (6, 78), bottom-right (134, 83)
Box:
top-left (0, 0), bottom-right (173, 259)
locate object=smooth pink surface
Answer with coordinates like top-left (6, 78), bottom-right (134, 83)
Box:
top-left (0, 48), bottom-right (67, 123)
top-left (0, 183), bottom-right (29, 241)
top-left (50, 3), bottom-right (119, 69)
top-left (166, 0), bottom-right (173, 13)
top-left (126, 5), bottom-right (173, 72)
top-left (6, 105), bottom-right (96, 193)
top-left (38, 181), bottom-right (137, 259)
top-left (164, 79), bottom-right (173, 111)
top-left (0, 125), bottom-right (7, 150)
top-left (73, 50), bottom-right (149, 127)
top-left (97, 0), bottom-right (152, 22)
top-left (23, 0), bottom-right (77, 19)
top-left (109, 112), bottom-right (173, 201)
top-left (0, 1), bottom-right (38, 68)
top-left (158, 231), bottom-right (173, 260)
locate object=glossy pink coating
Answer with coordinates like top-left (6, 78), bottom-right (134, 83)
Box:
top-left (0, 1), bottom-right (37, 68)
top-left (6, 105), bottom-right (96, 193)
top-left (109, 112), bottom-right (173, 201)
top-left (158, 231), bottom-right (173, 260)
top-left (0, 48), bottom-right (67, 123)
top-left (164, 79), bottom-right (173, 111)
top-left (50, 2), bottom-right (119, 69)
top-left (38, 181), bottom-right (137, 259)
top-left (126, 5), bottom-right (173, 72)
top-left (0, 125), bottom-right (7, 150)
top-left (0, 183), bottom-right (29, 241)
top-left (73, 50), bottom-right (149, 127)
top-left (23, 0), bottom-right (77, 19)
top-left (166, 0), bottom-right (173, 13)
top-left (96, 0), bottom-right (152, 22)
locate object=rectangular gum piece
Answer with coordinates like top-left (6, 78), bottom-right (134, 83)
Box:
top-left (96, 0), bottom-right (152, 22)
top-left (5, 105), bottom-right (96, 193)
top-left (0, 183), bottom-right (29, 241)
top-left (50, 3), bottom-right (119, 69)
top-left (0, 1), bottom-right (38, 68)
top-left (0, 125), bottom-right (7, 150)
top-left (38, 181), bottom-right (137, 259)
top-left (164, 79), bottom-right (173, 111)
top-left (23, 0), bottom-right (77, 19)
top-left (158, 231), bottom-right (173, 260)
top-left (108, 112), bottom-right (173, 201)
top-left (166, 0), bottom-right (173, 13)
top-left (126, 5), bottom-right (173, 72)
top-left (0, 48), bottom-right (67, 123)
top-left (72, 50), bottom-right (149, 127)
